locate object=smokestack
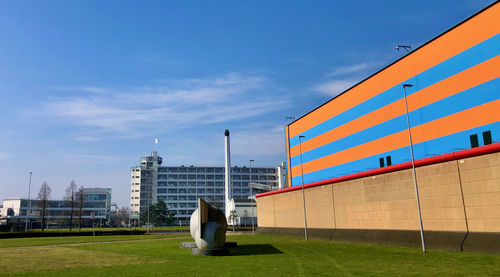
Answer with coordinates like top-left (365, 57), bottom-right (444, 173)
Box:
top-left (224, 130), bottom-right (232, 217)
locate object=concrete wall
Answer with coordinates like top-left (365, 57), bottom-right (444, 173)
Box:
top-left (257, 152), bottom-right (500, 253)
top-left (459, 152), bottom-right (500, 232)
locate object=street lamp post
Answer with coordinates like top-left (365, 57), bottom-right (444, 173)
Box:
top-left (25, 172), bottom-right (32, 232)
top-left (285, 117), bottom-right (296, 188)
top-left (396, 45), bottom-right (412, 53)
top-left (298, 136), bottom-right (308, 241)
top-left (249, 159), bottom-right (255, 235)
top-left (403, 83), bottom-right (426, 253)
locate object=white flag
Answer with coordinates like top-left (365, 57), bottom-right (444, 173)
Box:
top-left (154, 138), bottom-right (159, 144)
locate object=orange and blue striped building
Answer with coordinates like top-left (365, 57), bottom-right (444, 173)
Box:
top-left (284, 2), bottom-right (500, 188)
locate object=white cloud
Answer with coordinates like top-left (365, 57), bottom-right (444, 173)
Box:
top-left (63, 154), bottom-right (117, 164)
top-left (232, 125), bottom-right (285, 157)
top-left (151, 123), bottom-right (286, 167)
top-left (326, 62), bottom-right (372, 77)
top-left (36, 73), bottom-right (288, 139)
top-left (313, 79), bottom-right (357, 97)
top-left (314, 61), bottom-right (384, 97)
top-left (0, 152), bottom-right (12, 161)
top-left (74, 136), bottom-right (101, 142)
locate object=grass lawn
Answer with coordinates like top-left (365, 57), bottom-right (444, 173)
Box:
top-left (0, 234), bottom-right (498, 276)
top-left (0, 234), bottom-right (189, 248)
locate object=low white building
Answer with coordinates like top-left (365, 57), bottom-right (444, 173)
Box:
top-left (0, 188), bottom-right (112, 228)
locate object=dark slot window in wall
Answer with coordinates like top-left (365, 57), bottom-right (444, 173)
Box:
top-left (379, 157), bottom-right (385, 168)
top-left (470, 134), bottom-right (479, 148)
top-left (386, 156), bottom-right (392, 166)
top-left (483, 130), bottom-right (492, 145)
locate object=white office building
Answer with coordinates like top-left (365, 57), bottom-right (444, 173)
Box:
top-left (0, 187), bottom-right (112, 229)
top-left (130, 151), bottom-right (284, 225)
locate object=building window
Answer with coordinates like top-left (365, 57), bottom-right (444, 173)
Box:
top-left (386, 156), bottom-right (392, 166)
top-left (483, 130), bottom-right (492, 145)
top-left (470, 134), bottom-right (479, 148)
top-left (379, 157), bottom-right (385, 168)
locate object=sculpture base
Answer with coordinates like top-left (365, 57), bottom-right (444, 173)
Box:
top-left (191, 247), bottom-right (229, 256)
top-left (180, 241), bottom-right (237, 249)
top-left (179, 242), bottom-right (197, 249)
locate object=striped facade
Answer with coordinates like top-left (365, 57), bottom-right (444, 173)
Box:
top-left (285, 2), bottom-right (500, 188)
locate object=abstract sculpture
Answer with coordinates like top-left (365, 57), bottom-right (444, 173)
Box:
top-left (181, 198), bottom-right (230, 255)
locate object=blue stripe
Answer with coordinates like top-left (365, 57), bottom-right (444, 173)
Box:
top-left (290, 77), bottom-right (500, 167)
top-left (291, 122), bottom-right (500, 186)
top-left (289, 33), bottom-right (500, 148)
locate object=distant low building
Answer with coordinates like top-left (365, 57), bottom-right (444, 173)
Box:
top-left (0, 187), bottom-right (111, 229)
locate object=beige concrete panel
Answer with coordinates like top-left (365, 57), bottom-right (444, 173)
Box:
top-left (463, 191), bottom-right (500, 207)
top-left (333, 179), bottom-right (364, 229)
top-left (461, 179), bottom-right (500, 194)
top-left (458, 152), bottom-right (500, 171)
top-left (273, 190), bottom-right (306, 228)
top-left (256, 196), bottom-right (275, 228)
top-left (459, 153), bottom-right (500, 232)
top-left (333, 170), bottom-right (420, 230)
top-left (415, 161), bottom-right (467, 232)
top-left (304, 184), bottom-right (335, 229)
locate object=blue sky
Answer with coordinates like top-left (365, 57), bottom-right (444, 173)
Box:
top-left (0, 0), bottom-right (494, 207)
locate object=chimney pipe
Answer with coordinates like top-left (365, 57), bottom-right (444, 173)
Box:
top-left (224, 130), bottom-right (232, 218)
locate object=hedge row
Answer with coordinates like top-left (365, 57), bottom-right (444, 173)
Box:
top-left (0, 230), bottom-right (146, 239)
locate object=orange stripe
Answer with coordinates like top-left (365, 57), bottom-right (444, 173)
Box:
top-left (289, 54), bottom-right (500, 158)
top-left (291, 99), bottom-right (500, 177)
top-left (288, 2), bottom-right (500, 138)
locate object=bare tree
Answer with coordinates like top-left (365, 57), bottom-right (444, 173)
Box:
top-left (118, 206), bottom-right (131, 214)
top-left (36, 182), bottom-right (52, 232)
top-left (228, 209), bottom-right (237, 232)
top-left (76, 186), bottom-right (85, 231)
top-left (64, 180), bottom-right (77, 231)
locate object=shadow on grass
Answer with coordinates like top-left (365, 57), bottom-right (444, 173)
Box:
top-left (230, 244), bottom-right (283, 256)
